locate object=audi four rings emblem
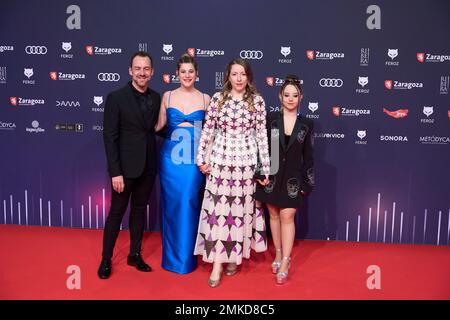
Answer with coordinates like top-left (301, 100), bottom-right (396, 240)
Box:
top-left (25, 46), bottom-right (47, 54)
top-left (240, 50), bottom-right (263, 59)
top-left (98, 73), bottom-right (120, 81)
top-left (319, 78), bottom-right (343, 87)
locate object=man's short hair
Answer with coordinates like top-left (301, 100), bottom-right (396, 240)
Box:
top-left (130, 51), bottom-right (153, 68)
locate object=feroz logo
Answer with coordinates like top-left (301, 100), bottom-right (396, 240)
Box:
top-left (383, 108), bottom-right (408, 119)
top-left (62, 42), bottom-right (72, 52)
top-left (358, 76), bottom-right (368, 87)
top-left (266, 77), bottom-right (274, 86)
top-left (332, 106), bottom-right (341, 116)
top-left (420, 106), bottom-right (435, 124)
top-left (319, 78), bottom-right (343, 88)
top-left (163, 44), bottom-right (173, 55)
top-left (384, 80), bottom-right (392, 90)
top-left (308, 102), bottom-right (319, 113)
top-left (306, 50), bottom-right (314, 60)
top-left (93, 96), bottom-right (103, 106)
top-left (280, 47), bottom-right (290, 57)
top-left (24, 68), bottom-right (33, 79)
top-left (97, 73), bottom-right (120, 82)
top-left (240, 50), bottom-right (263, 60)
top-left (187, 48), bottom-right (195, 57)
top-left (161, 44), bottom-right (174, 61)
top-left (387, 49), bottom-right (398, 59)
top-left (423, 106), bottom-right (433, 117)
top-left (356, 76), bottom-right (370, 94)
top-left (85, 45), bottom-right (93, 55)
top-left (50, 72), bottom-right (58, 80)
top-left (357, 130), bottom-right (366, 140)
top-left (386, 49), bottom-right (399, 66)
top-left (417, 52), bottom-right (425, 63)
top-left (306, 102), bottom-right (319, 119)
top-left (23, 68), bottom-right (35, 85)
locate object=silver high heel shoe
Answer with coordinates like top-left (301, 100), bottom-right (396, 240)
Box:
top-left (271, 248), bottom-right (282, 274)
top-left (276, 256), bottom-right (291, 285)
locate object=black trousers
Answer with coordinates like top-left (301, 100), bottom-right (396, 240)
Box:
top-left (101, 171), bottom-right (155, 260)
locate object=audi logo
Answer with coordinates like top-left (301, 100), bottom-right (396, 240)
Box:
top-left (319, 78), bottom-right (343, 87)
top-left (98, 73), bottom-right (120, 82)
top-left (25, 46), bottom-right (47, 55)
top-left (240, 50), bottom-right (263, 60)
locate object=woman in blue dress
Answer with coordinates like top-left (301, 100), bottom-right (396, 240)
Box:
top-left (155, 54), bottom-right (211, 274)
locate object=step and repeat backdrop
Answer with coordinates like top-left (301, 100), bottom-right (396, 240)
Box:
top-left (0, 0), bottom-right (449, 245)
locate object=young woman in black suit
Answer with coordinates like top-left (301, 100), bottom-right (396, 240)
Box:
top-left (254, 75), bottom-right (314, 284)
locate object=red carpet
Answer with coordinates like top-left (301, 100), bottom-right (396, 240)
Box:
top-left (0, 225), bottom-right (449, 300)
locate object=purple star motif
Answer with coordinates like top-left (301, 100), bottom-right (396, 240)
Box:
top-left (220, 234), bottom-right (237, 258)
top-left (215, 176), bottom-right (224, 186)
top-left (210, 193), bottom-right (222, 206)
top-left (207, 210), bottom-right (219, 228)
top-left (204, 234), bottom-right (218, 258)
top-left (238, 178), bottom-right (247, 187)
top-left (223, 211), bottom-right (237, 229)
top-left (236, 195), bottom-right (246, 205)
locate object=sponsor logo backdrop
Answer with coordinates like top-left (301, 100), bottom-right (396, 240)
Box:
top-left (0, 0), bottom-right (449, 245)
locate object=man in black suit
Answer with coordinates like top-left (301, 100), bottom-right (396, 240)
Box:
top-left (98, 51), bottom-right (161, 279)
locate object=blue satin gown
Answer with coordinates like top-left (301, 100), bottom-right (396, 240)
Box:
top-left (160, 107), bottom-right (205, 274)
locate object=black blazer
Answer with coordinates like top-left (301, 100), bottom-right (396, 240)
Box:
top-left (255, 111), bottom-right (314, 208)
top-left (103, 83), bottom-right (161, 179)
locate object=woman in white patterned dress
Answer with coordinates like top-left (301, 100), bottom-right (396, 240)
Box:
top-left (195, 58), bottom-right (270, 287)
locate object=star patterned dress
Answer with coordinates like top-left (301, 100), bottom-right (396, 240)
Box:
top-left (194, 92), bottom-right (270, 265)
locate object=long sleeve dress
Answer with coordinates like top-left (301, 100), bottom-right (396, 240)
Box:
top-left (194, 92), bottom-right (270, 265)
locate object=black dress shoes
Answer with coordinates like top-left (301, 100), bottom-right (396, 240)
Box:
top-left (127, 254), bottom-right (152, 272)
top-left (97, 258), bottom-right (112, 279)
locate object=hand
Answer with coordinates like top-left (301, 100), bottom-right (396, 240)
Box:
top-left (112, 175), bottom-right (124, 193)
top-left (257, 175), bottom-right (269, 186)
top-left (198, 163), bottom-right (211, 175)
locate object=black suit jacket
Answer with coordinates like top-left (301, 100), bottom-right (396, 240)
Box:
top-left (255, 111), bottom-right (315, 207)
top-left (270, 112), bottom-right (314, 194)
top-left (103, 83), bottom-right (161, 179)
